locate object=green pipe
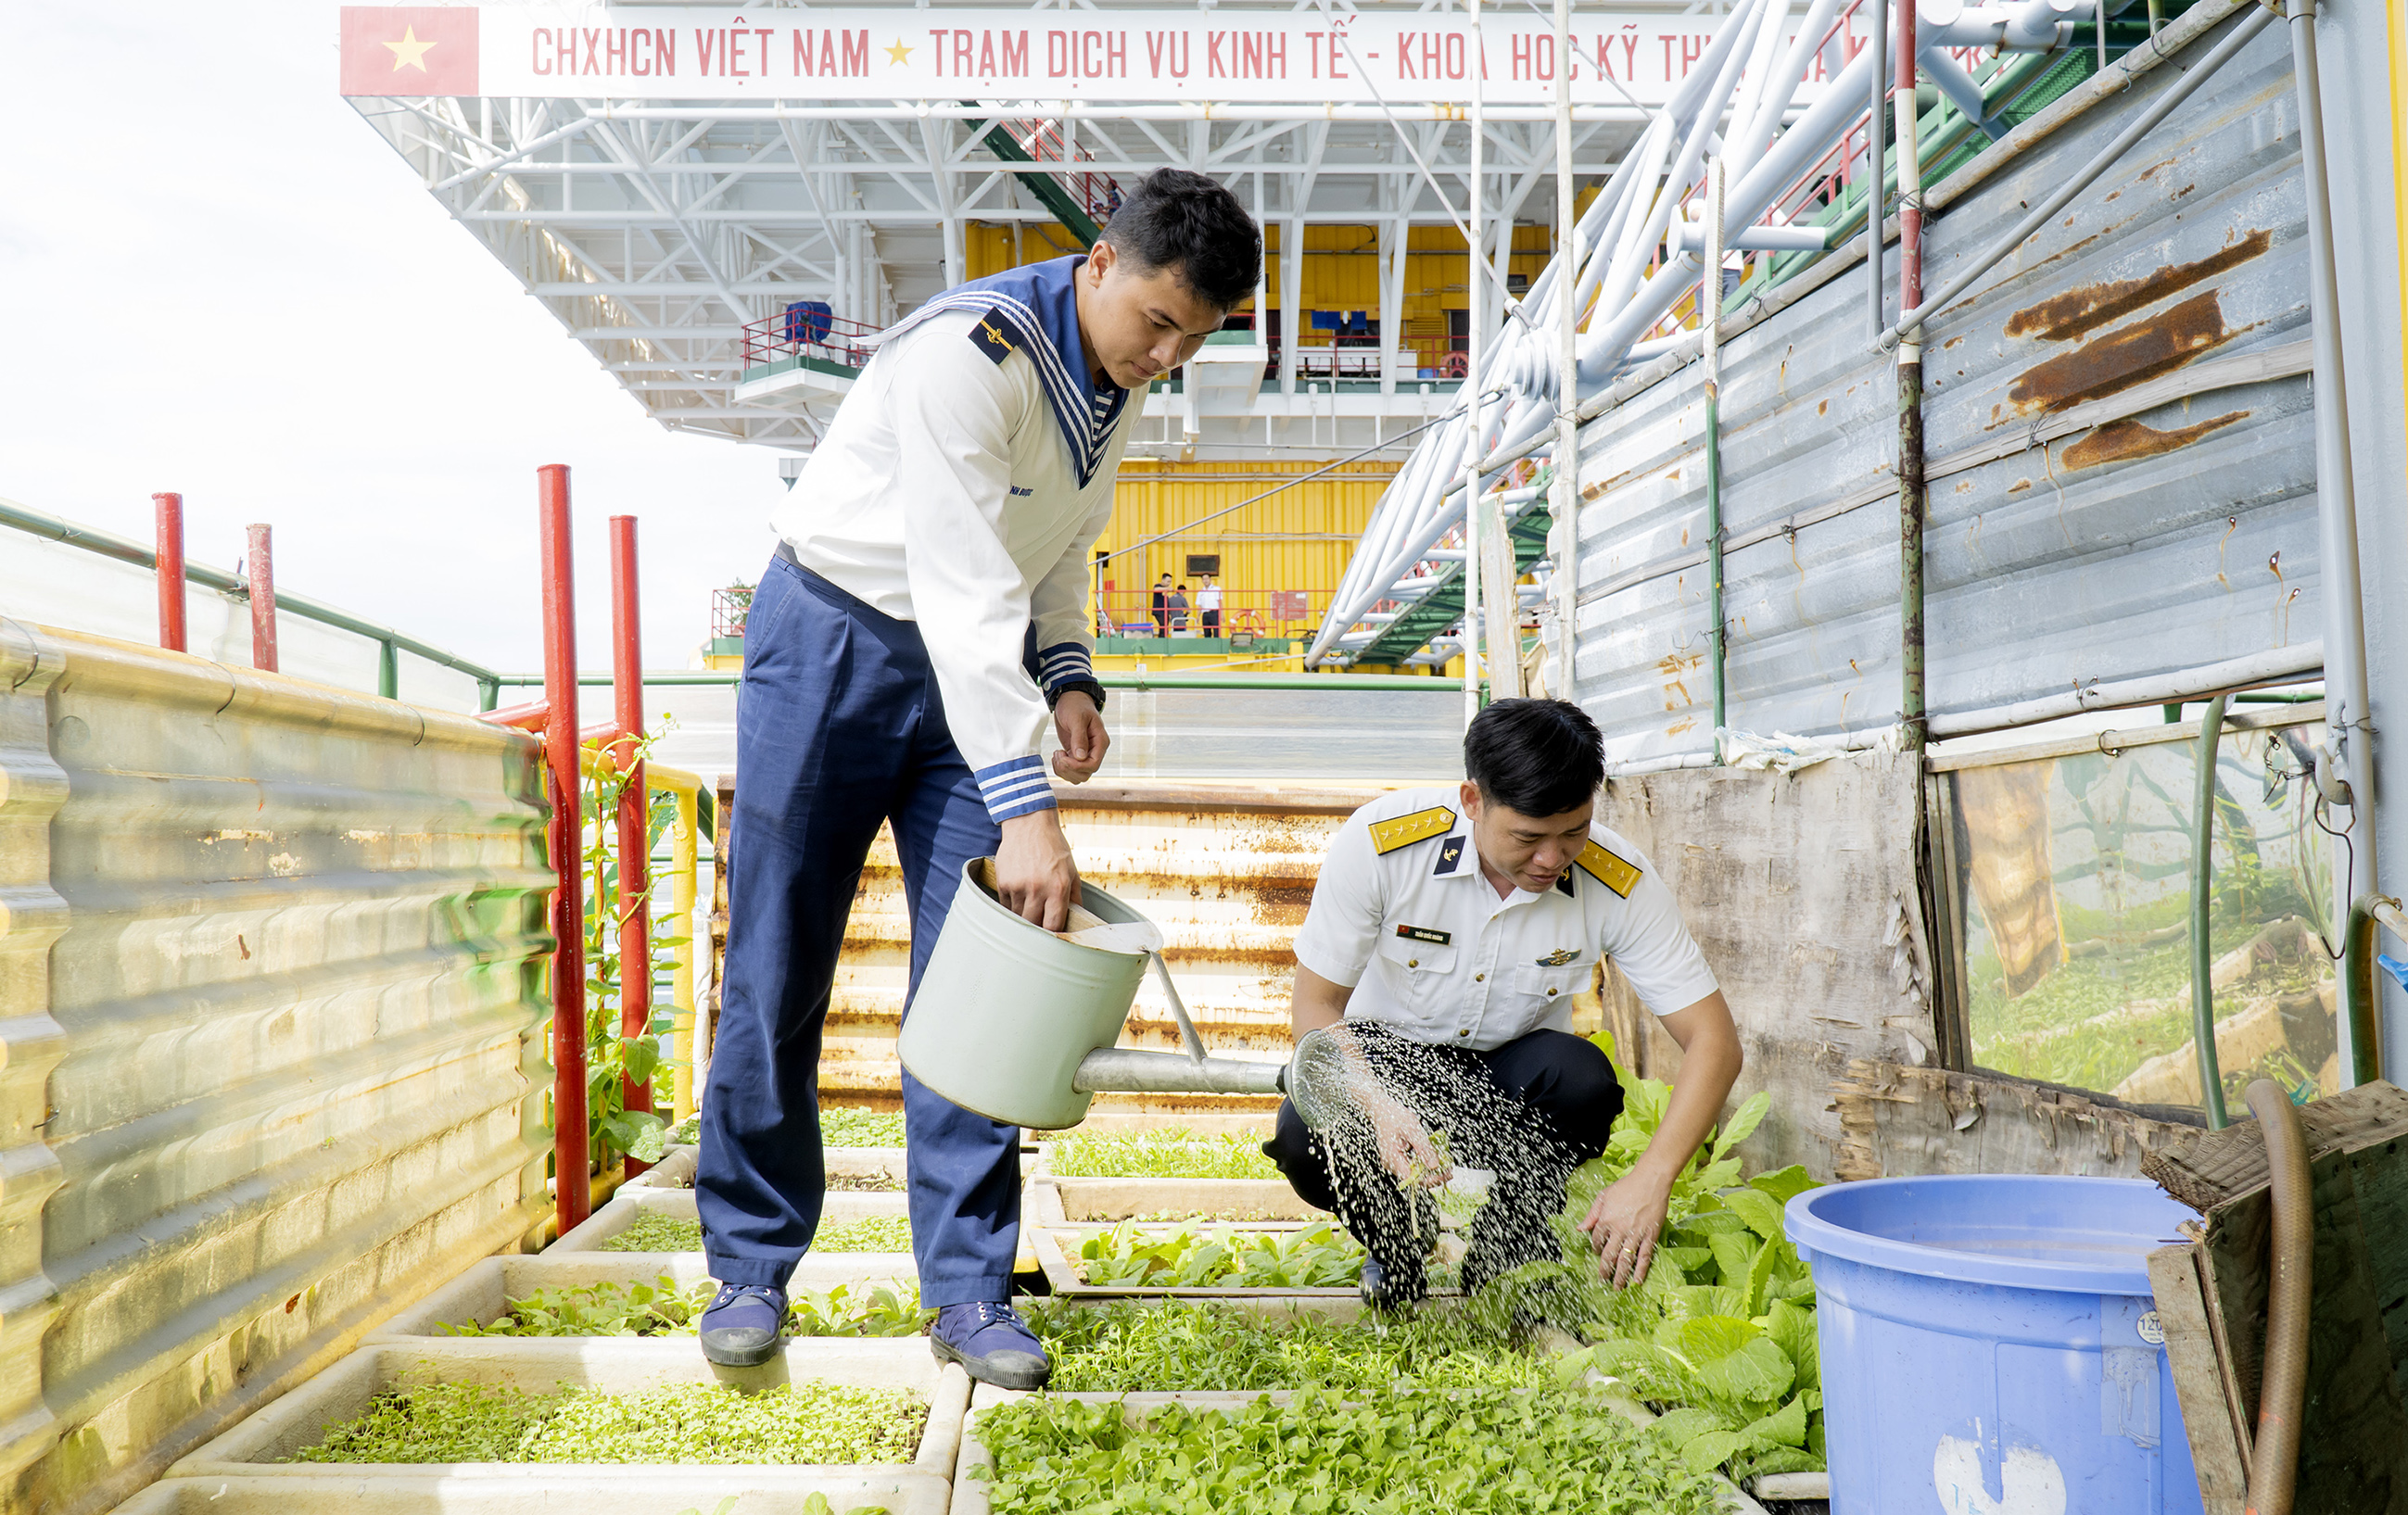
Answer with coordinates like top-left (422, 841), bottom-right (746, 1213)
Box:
top-left (2191, 692), bottom-right (2230, 1128)
top-left (1898, 356), bottom-right (1927, 750)
top-left (1706, 387), bottom-right (1728, 744)
top-left (0, 498), bottom-right (503, 685)
top-left (378, 638), bottom-right (399, 701)
top-left (2341, 892), bottom-right (2399, 1089)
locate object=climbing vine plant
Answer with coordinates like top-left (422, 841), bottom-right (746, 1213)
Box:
top-left (579, 720), bottom-right (687, 1167)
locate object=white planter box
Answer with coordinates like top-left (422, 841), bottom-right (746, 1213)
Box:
top-left (112, 1473), bottom-right (946, 1515)
top-left (620, 1147), bottom-right (697, 1190)
top-left (373, 1255), bottom-right (726, 1340)
top-left (168, 1338), bottom-right (969, 1489)
top-left (550, 1189), bottom-right (915, 1288)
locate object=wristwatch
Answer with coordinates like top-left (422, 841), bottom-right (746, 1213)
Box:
top-left (1046, 677), bottom-right (1108, 713)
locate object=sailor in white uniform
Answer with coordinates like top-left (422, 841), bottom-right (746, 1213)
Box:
top-left (698, 170), bottom-right (1261, 1382)
top-left (1268, 698), bottom-right (1745, 1306)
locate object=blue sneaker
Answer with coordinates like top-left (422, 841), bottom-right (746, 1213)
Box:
top-left (698, 1282), bottom-right (786, 1367)
top-left (930, 1301), bottom-right (1051, 1390)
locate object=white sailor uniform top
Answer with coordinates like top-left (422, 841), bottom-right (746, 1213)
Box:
top-left (770, 256), bottom-right (1134, 823)
top-left (1291, 785), bottom-right (1721, 1052)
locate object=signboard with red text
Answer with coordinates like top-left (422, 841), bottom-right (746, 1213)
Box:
top-left (339, 5), bottom-right (1875, 105)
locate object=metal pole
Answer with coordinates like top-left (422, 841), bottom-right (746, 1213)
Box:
top-left (377, 639), bottom-right (399, 701)
top-left (2191, 693), bottom-right (2231, 1128)
top-left (1551, 0), bottom-right (1579, 702)
top-left (153, 492), bottom-right (186, 652)
top-left (1867, 0), bottom-right (1889, 344)
top-left (609, 514), bottom-right (654, 1172)
top-left (1895, 6), bottom-right (1926, 751)
top-left (246, 524), bottom-right (279, 674)
top-left (1462, 0), bottom-right (1487, 726)
top-left (2287, 0), bottom-right (2378, 1084)
top-left (539, 464), bottom-right (591, 1234)
top-left (1705, 158), bottom-right (1728, 753)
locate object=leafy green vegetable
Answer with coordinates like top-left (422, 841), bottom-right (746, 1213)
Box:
top-left (596, 1212), bottom-right (913, 1256)
top-left (973, 1387), bottom-right (1725, 1514)
top-left (437, 1277), bottom-right (930, 1340)
top-left (1030, 1300), bottom-right (1540, 1393)
top-left (291, 1379), bottom-right (925, 1465)
top-left (1076, 1222), bottom-right (1362, 1288)
top-left (601, 1214), bottom-right (707, 1253)
top-left (1046, 1127), bottom-right (1282, 1180)
top-left (819, 1108), bottom-right (907, 1147)
top-left (1471, 1030), bottom-right (1828, 1485)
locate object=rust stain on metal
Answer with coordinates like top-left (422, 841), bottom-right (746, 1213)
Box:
top-left (2006, 290), bottom-right (2235, 415)
top-left (2061, 410), bottom-right (2249, 471)
top-left (1666, 717), bottom-right (1698, 738)
top-left (1657, 648), bottom-right (1703, 711)
top-left (2007, 479), bottom-right (2033, 494)
top-left (2004, 231), bottom-right (2270, 344)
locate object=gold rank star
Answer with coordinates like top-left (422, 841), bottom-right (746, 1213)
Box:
top-left (383, 25), bottom-right (438, 72)
top-left (884, 37), bottom-right (915, 65)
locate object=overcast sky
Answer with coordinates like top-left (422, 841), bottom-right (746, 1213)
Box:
top-left (0, 3), bottom-right (785, 675)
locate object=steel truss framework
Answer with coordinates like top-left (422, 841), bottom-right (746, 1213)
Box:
top-left (349, 0), bottom-right (1743, 452)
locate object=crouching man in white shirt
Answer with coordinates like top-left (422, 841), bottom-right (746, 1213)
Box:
top-left (1267, 698), bottom-right (1744, 1307)
top-left (698, 170), bottom-right (1261, 1382)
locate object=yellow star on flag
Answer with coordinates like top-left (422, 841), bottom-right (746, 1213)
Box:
top-left (884, 37), bottom-right (914, 65)
top-left (383, 25), bottom-right (438, 71)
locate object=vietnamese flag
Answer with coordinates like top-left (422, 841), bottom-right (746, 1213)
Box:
top-left (340, 6), bottom-right (478, 96)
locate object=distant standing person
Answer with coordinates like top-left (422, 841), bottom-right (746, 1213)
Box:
top-left (1198, 574), bottom-right (1222, 637)
top-left (1168, 583), bottom-right (1190, 632)
top-left (1152, 573), bottom-right (1173, 635)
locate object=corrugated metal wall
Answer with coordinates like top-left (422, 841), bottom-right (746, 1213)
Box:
top-left (1093, 461), bottom-right (1389, 638)
top-left (1570, 8), bottom-right (2315, 763)
top-left (822, 780), bottom-right (1412, 1117)
top-left (0, 620), bottom-right (553, 1515)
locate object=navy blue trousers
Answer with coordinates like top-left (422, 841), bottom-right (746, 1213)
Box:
top-left (697, 553), bottom-right (1024, 1307)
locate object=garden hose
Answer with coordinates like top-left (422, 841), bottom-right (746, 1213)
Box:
top-left (2243, 1077), bottom-right (2313, 1515)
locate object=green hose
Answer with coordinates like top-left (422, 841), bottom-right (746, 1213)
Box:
top-left (2191, 694), bottom-right (2229, 1129)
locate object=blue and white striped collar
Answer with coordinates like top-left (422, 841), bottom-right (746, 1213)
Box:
top-left (873, 255), bottom-right (1129, 487)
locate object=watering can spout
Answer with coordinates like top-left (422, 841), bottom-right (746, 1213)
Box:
top-left (1072, 1047), bottom-right (1289, 1097)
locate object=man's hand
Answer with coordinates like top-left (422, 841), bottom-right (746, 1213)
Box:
top-left (1051, 690), bottom-right (1109, 783)
top-left (996, 810), bottom-right (1080, 930)
top-left (1580, 1167), bottom-right (1674, 1289)
top-left (1366, 1092), bottom-right (1451, 1189)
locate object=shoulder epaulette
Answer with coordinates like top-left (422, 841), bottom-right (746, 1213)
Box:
top-left (1369, 805), bottom-right (1456, 855)
top-left (969, 309), bottom-right (1018, 364)
top-left (1575, 838), bottom-right (1642, 897)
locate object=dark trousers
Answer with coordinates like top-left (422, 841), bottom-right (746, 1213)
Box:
top-left (698, 553), bottom-right (1024, 1307)
top-left (1263, 1024), bottom-right (1620, 1297)
top-left (1202, 610), bottom-right (1222, 636)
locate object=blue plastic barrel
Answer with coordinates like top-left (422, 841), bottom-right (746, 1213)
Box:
top-left (1786, 1175), bottom-right (2206, 1515)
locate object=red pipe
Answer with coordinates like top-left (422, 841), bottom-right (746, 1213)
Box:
top-left (539, 465), bottom-right (590, 1233)
top-left (1895, 0), bottom-right (1921, 316)
top-left (246, 524), bottom-right (278, 673)
top-left (609, 514), bottom-right (654, 1173)
top-left (154, 493), bottom-right (187, 652)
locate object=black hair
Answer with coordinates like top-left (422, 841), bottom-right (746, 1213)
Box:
top-left (1464, 699), bottom-right (1604, 818)
top-left (1100, 169), bottom-right (1261, 311)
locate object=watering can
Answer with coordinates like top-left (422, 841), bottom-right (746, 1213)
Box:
top-left (897, 859), bottom-right (1301, 1130)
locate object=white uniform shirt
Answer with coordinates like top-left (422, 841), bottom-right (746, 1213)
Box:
top-left (768, 259), bottom-right (1133, 822)
top-left (1291, 785), bottom-right (1720, 1051)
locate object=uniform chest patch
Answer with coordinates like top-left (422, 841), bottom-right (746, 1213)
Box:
top-left (1535, 948), bottom-right (1579, 967)
top-left (1396, 924), bottom-right (1452, 946)
top-left (970, 310), bottom-right (1018, 364)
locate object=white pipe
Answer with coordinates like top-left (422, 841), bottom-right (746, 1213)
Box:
top-left (1670, 220), bottom-right (1831, 251)
top-left (2286, 0), bottom-right (2377, 1080)
top-left (1916, 44), bottom-right (2003, 138)
top-left (1553, 0), bottom-right (1580, 700)
top-left (1463, 0), bottom-right (1486, 724)
top-left (1925, 644), bottom-right (2326, 739)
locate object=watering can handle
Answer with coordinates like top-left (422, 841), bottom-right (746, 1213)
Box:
top-left (1148, 951), bottom-right (1210, 1063)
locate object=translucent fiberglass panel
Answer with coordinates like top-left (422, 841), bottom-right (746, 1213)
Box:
top-left (1948, 720), bottom-right (2338, 1113)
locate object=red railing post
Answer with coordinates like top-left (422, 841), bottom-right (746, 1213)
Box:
top-left (608, 514), bottom-right (653, 1176)
top-left (539, 464), bottom-right (591, 1233)
top-left (153, 492), bottom-right (186, 652)
top-left (245, 524), bottom-right (278, 672)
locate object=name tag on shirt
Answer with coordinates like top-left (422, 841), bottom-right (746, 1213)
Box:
top-left (1395, 925), bottom-right (1452, 946)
